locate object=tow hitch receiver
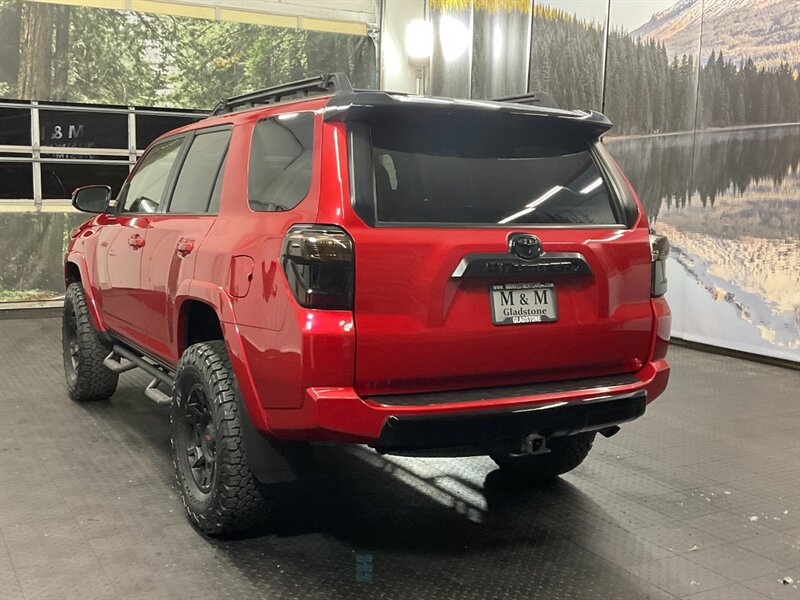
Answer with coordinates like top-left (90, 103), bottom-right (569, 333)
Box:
top-left (513, 433), bottom-right (550, 456)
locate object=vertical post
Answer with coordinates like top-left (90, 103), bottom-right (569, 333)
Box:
top-left (128, 107), bottom-right (137, 172)
top-left (600, 0), bottom-right (612, 113)
top-left (31, 101), bottom-right (42, 210)
top-left (524, 0), bottom-right (534, 93)
top-left (466, 3), bottom-right (474, 99)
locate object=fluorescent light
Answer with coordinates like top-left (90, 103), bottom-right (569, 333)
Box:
top-left (498, 186), bottom-right (563, 224)
top-left (579, 178), bottom-right (602, 194)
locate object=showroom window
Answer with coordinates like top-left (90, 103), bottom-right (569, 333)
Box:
top-left (0, 99), bottom-right (205, 205)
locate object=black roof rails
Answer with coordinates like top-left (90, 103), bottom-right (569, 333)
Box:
top-left (211, 72), bottom-right (354, 116)
top-left (491, 91), bottom-right (560, 110)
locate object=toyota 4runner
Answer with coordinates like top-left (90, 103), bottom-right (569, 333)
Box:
top-left (63, 73), bottom-right (671, 535)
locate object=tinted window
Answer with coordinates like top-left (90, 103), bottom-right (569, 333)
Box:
top-left (208, 155), bottom-right (226, 214)
top-left (121, 137), bottom-right (183, 213)
top-left (248, 113), bottom-right (314, 212)
top-left (169, 130), bottom-right (230, 213)
top-left (368, 120), bottom-right (620, 225)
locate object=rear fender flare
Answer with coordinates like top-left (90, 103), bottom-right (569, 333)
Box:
top-left (176, 281), bottom-right (304, 483)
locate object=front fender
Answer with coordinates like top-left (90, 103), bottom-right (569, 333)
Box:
top-left (64, 252), bottom-right (106, 332)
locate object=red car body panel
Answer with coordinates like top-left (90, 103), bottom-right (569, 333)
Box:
top-left (66, 92), bottom-right (670, 447)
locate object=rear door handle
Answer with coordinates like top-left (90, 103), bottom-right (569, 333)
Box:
top-left (128, 234), bottom-right (145, 249)
top-left (176, 238), bottom-right (195, 257)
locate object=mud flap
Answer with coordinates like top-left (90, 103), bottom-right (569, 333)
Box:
top-left (237, 395), bottom-right (312, 484)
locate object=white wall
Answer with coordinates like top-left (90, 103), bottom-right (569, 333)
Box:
top-left (380, 0), bottom-right (425, 92)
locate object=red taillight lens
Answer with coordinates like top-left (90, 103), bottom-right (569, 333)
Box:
top-left (649, 232), bottom-right (669, 297)
top-left (282, 225), bottom-right (354, 310)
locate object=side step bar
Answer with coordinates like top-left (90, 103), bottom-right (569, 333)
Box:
top-left (104, 344), bottom-right (175, 405)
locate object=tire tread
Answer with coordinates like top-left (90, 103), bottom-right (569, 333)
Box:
top-left (63, 283), bottom-right (118, 402)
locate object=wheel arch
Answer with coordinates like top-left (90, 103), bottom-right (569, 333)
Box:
top-left (64, 252), bottom-right (106, 332)
top-left (174, 284), bottom-right (268, 433)
top-left (176, 298), bottom-right (224, 358)
top-left (174, 291), bottom-right (306, 484)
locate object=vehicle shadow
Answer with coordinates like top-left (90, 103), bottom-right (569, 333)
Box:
top-left (209, 447), bottom-right (662, 599)
top-left (83, 373), bottom-right (662, 599)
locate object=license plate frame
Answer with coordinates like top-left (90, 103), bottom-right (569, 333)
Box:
top-left (490, 282), bottom-right (558, 325)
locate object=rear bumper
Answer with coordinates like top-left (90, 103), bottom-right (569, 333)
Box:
top-left (375, 391), bottom-right (645, 455)
top-left (266, 358), bottom-right (670, 449)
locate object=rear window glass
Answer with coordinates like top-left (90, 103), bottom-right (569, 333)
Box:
top-left (368, 120), bottom-right (620, 225)
top-left (248, 113), bottom-right (314, 212)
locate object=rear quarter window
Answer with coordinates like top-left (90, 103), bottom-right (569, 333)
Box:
top-left (248, 113), bottom-right (314, 212)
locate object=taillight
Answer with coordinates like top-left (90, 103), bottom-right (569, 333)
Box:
top-left (282, 225), bottom-right (354, 310)
top-left (649, 231), bottom-right (669, 297)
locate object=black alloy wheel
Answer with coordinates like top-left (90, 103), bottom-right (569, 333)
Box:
top-left (180, 384), bottom-right (217, 495)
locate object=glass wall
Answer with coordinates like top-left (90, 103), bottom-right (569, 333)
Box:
top-left (425, 0), bottom-right (799, 361)
top-left (0, 0), bottom-right (377, 304)
top-left (0, 0), bottom-right (377, 109)
top-left (0, 100), bottom-right (205, 301)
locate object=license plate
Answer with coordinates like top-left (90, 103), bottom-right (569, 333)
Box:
top-left (490, 282), bottom-right (558, 325)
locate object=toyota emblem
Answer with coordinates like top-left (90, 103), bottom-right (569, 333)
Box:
top-left (508, 233), bottom-right (543, 260)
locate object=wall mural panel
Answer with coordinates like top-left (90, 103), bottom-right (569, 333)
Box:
top-left (429, 5), bottom-right (473, 98)
top-left (529, 0), bottom-right (607, 112)
top-left (0, 0), bottom-right (377, 108)
top-left (0, 0), bottom-right (377, 303)
top-left (471, 0), bottom-right (532, 99)
top-left (431, 0), bottom-right (799, 361)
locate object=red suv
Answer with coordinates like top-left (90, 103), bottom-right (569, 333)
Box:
top-left (63, 73), bottom-right (671, 535)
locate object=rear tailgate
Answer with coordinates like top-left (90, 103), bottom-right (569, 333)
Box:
top-left (351, 227), bottom-right (653, 396)
top-left (337, 98), bottom-right (652, 397)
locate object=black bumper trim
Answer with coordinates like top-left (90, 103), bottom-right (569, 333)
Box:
top-left (374, 391), bottom-right (646, 455)
top-left (370, 373), bottom-right (640, 406)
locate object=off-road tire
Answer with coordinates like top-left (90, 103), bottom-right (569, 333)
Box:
top-left (171, 341), bottom-right (272, 536)
top-left (490, 432), bottom-right (596, 480)
top-left (62, 282), bottom-right (118, 402)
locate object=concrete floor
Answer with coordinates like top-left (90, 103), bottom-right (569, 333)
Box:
top-left (0, 316), bottom-right (798, 600)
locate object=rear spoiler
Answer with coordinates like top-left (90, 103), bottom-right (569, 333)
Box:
top-left (324, 91), bottom-right (613, 137)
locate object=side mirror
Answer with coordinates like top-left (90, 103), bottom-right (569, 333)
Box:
top-left (72, 185), bottom-right (111, 213)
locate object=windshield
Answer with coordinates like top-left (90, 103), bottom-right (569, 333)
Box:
top-left (364, 117), bottom-right (621, 226)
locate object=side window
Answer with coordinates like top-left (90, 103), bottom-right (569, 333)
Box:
top-left (168, 129), bottom-right (231, 213)
top-left (121, 137), bottom-right (183, 213)
top-left (248, 113), bottom-right (314, 212)
top-left (208, 155), bottom-right (226, 214)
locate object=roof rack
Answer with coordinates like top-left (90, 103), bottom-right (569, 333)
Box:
top-left (211, 72), bottom-right (354, 116)
top-left (491, 91), bottom-right (560, 110)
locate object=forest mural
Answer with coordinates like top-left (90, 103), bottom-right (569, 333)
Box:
top-left (528, 0), bottom-right (799, 361)
top-left (430, 0), bottom-right (799, 361)
top-left (529, 5), bottom-right (800, 135)
top-left (0, 0), bottom-right (376, 108)
top-left (0, 0), bottom-right (376, 301)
